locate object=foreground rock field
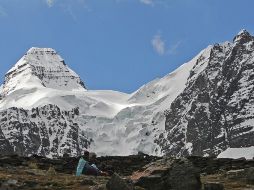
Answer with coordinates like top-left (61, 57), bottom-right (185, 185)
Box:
top-left (0, 155), bottom-right (254, 189)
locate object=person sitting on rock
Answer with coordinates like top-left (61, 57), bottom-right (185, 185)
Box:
top-left (76, 150), bottom-right (108, 176)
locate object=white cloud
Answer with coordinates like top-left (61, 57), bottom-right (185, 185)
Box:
top-left (46, 0), bottom-right (55, 7)
top-left (151, 33), bottom-right (182, 56)
top-left (140, 0), bottom-right (154, 5)
top-left (151, 34), bottom-right (165, 55)
top-left (139, 0), bottom-right (171, 8)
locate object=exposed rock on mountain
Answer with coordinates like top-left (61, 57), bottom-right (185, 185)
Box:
top-left (0, 30), bottom-right (254, 157)
top-left (160, 29), bottom-right (254, 157)
top-left (0, 104), bottom-right (90, 157)
top-left (2, 47), bottom-right (86, 97)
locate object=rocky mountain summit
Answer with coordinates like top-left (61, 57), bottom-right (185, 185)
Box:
top-left (0, 30), bottom-right (254, 158)
top-left (160, 30), bottom-right (254, 157)
top-left (1, 47), bottom-right (86, 97)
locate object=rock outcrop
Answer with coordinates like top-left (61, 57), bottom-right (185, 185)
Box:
top-left (161, 30), bottom-right (254, 157)
top-left (0, 105), bottom-right (90, 157)
top-left (106, 173), bottom-right (133, 190)
top-left (131, 158), bottom-right (201, 190)
top-left (0, 155), bottom-right (254, 189)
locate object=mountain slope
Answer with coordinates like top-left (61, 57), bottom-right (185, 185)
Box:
top-left (0, 47), bottom-right (130, 118)
top-left (1, 30), bottom-right (254, 157)
top-left (160, 30), bottom-right (254, 157)
top-left (0, 45), bottom-right (203, 157)
top-left (2, 47), bottom-right (86, 97)
top-left (128, 45), bottom-right (212, 106)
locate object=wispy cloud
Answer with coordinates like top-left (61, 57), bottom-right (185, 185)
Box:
top-left (139, 0), bottom-right (154, 6)
top-left (46, 0), bottom-right (55, 7)
top-left (0, 6), bottom-right (7, 17)
top-left (151, 33), bottom-right (182, 56)
top-left (151, 34), bottom-right (165, 55)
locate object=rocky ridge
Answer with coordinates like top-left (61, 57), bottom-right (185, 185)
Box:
top-left (1, 31), bottom-right (254, 157)
top-left (160, 29), bottom-right (254, 157)
top-left (0, 104), bottom-right (90, 157)
top-left (2, 47), bottom-right (86, 97)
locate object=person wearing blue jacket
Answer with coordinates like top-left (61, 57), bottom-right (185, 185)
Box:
top-left (76, 150), bottom-right (108, 176)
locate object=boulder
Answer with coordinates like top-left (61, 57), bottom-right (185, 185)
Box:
top-left (131, 157), bottom-right (201, 190)
top-left (0, 179), bottom-right (19, 190)
top-left (164, 158), bottom-right (202, 190)
top-left (135, 174), bottom-right (164, 190)
top-left (246, 167), bottom-right (254, 185)
top-left (106, 173), bottom-right (133, 190)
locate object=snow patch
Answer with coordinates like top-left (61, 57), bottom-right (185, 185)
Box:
top-left (218, 147), bottom-right (254, 159)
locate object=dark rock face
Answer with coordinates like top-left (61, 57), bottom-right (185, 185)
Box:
top-left (164, 159), bottom-right (201, 190)
top-left (246, 167), bottom-right (254, 184)
top-left (132, 158), bottom-right (201, 190)
top-left (161, 30), bottom-right (254, 157)
top-left (0, 47), bottom-right (89, 157)
top-left (106, 173), bottom-right (133, 190)
top-left (0, 105), bottom-right (90, 157)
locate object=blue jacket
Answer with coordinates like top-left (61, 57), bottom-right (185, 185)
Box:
top-left (76, 158), bottom-right (87, 176)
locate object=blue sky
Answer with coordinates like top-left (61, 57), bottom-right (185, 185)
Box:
top-left (0, 0), bottom-right (253, 93)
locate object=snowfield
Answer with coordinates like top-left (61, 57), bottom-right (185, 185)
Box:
top-left (217, 147), bottom-right (254, 159)
top-left (2, 30), bottom-right (253, 158)
top-left (0, 46), bottom-right (216, 156)
top-left (0, 88), bottom-right (131, 118)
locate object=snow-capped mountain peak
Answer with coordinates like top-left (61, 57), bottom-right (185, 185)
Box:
top-left (1, 47), bottom-right (86, 97)
top-left (1, 30), bottom-right (254, 158)
top-left (233, 29), bottom-right (254, 44)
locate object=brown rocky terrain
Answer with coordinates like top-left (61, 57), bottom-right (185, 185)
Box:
top-left (0, 154), bottom-right (254, 190)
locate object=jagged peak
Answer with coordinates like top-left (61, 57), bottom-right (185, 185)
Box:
top-left (1, 47), bottom-right (86, 96)
top-left (26, 47), bottom-right (57, 55)
top-left (238, 29), bottom-right (249, 35)
top-left (233, 29), bottom-right (253, 43)
top-left (7, 47), bottom-right (63, 74)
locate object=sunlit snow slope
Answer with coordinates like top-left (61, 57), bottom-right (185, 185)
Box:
top-left (0, 48), bottom-right (130, 118)
top-left (217, 147), bottom-right (254, 159)
top-left (0, 46), bottom-right (202, 157)
top-left (1, 30), bottom-right (254, 157)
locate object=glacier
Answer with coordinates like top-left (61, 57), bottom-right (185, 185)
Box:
top-left (1, 30), bottom-right (254, 158)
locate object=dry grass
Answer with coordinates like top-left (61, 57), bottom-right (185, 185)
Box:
top-left (201, 173), bottom-right (254, 190)
top-left (0, 166), bottom-right (110, 190)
